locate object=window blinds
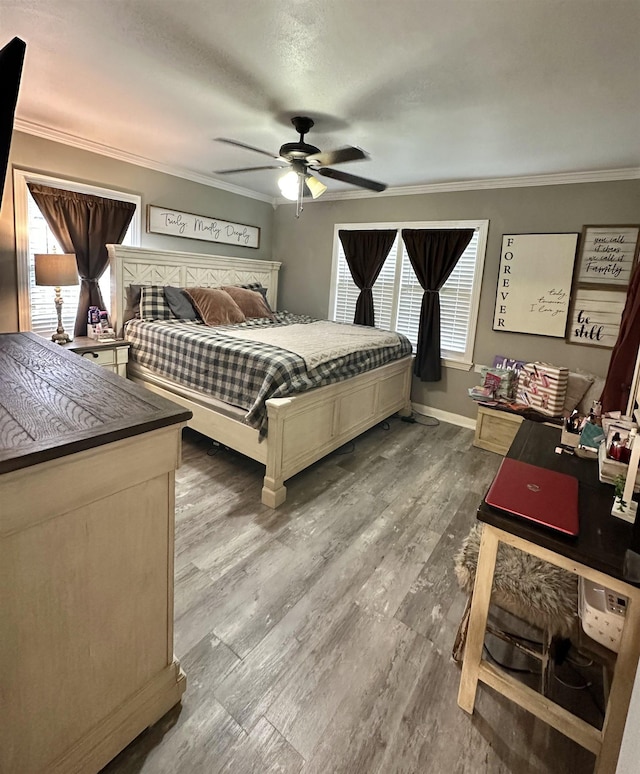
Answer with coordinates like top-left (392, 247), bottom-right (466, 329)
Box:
top-left (333, 228), bottom-right (481, 362)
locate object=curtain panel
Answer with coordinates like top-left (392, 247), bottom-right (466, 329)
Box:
top-left (402, 228), bottom-right (474, 381)
top-left (601, 263), bottom-right (640, 413)
top-left (27, 183), bottom-right (135, 336)
top-left (338, 229), bottom-right (396, 326)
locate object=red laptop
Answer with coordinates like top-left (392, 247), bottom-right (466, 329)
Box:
top-left (484, 458), bottom-right (580, 536)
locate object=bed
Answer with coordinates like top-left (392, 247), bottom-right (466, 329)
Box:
top-left (108, 244), bottom-right (413, 507)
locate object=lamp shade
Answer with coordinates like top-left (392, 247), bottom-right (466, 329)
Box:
top-left (34, 253), bottom-right (78, 287)
top-left (305, 175), bottom-right (327, 200)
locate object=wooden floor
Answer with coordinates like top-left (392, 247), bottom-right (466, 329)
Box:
top-left (102, 418), bottom-right (595, 774)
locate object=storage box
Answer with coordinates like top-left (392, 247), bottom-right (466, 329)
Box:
top-left (516, 362), bottom-right (568, 417)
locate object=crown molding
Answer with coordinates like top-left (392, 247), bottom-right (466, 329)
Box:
top-left (14, 119), bottom-right (639, 206)
top-left (14, 118), bottom-right (276, 205)
top-left (277, 166), bottom-right (640, 205)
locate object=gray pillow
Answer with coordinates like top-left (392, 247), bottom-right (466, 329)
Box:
top-left (124, 284), bottom-right (142, 323)
top-left (164, 286), bottom-right (199, 319)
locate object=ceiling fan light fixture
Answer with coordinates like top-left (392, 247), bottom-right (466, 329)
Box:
top-left (278, 170), bottom-right (300, 201)
top-left (305, 175), bottom-right (327, 199)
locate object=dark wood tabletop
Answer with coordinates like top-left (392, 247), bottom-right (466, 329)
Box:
top-left (61, 336), bottom-right (131, 353)
top-left (0, 332), bottom-right (192, 474)
top-left (478, 420), bottom-right (640, 585)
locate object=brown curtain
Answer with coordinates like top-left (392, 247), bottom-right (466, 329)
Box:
top-left (402, 228), bottom-right (474, 381)
top-left (28, 183), bottom-right (136, 336)
top-left (601, 263), bottom-right (640, 412)
top-left (338, 229), bottom-right (396, 326)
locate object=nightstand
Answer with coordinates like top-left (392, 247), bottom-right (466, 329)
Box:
top-left (62, 336), bottom-right (130, 377)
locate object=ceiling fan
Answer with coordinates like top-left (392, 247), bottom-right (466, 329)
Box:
top-left (214, 116), bottom-right (387, 211)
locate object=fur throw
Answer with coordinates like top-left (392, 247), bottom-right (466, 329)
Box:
top-left (454, 524), bottom-right (578, 637)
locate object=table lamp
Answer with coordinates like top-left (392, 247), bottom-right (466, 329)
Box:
top-left (34, 253), bottom-right (78, 344)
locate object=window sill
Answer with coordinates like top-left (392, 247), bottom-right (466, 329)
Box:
top-left (443, 358), bottom-right (473, 372)
top-left (408, 355), bottom-right (473, 372)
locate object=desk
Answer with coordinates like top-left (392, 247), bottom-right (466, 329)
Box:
top-left (458, 421), bottom-right (640, 774)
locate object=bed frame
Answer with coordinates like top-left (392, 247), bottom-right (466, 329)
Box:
top-left (107, 244), bottom-right (413, 507)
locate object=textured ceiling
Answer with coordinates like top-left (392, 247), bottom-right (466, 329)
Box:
top-left (3, 0), bottom-right (640, 199)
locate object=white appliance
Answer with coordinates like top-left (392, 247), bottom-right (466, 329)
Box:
top-left (578, 578), bottom-right (627, 653)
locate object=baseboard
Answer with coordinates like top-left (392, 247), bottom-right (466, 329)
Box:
top-left (412, 401), bottom-right (476, 430)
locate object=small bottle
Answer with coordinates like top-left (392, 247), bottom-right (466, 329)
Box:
top-left (609, 432), bottom-right (622, 461)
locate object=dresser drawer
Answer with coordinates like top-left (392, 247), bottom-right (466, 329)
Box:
top-left (79, 348), bottom-right (116, 366)
top-left (65, 339), bottom-right (130, 375)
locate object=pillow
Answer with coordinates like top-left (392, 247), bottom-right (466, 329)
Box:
top-left (164, 286), bottom-right (199, 320)
top-left (124, 284), bottom-right (142, 323)
top-left (139, 286), bottom-right (176, 321)
top-left (577, 375), bottom-right (606, 415)
top-left (563, 370), bottom-right (596, 413)
top-left (221, 285), bottom-right (274, 319)
top-left (185, 287), bottom-right (246, 325)
top-left (240, 283), bottom-right (273, 312)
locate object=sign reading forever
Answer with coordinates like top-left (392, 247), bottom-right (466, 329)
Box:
top-left (147, 205), bottom-right (260, 249)
top-left (493, 233), bottom-right (579, 338)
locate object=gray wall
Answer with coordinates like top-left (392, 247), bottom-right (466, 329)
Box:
top-left (2, 131), bottom-right (639, 420)
top-left (0, 131), bottom-right (274, 332)
top-left (274, 180), bottom-right (640, 418)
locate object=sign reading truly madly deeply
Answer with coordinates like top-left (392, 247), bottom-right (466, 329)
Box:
top-left (147, 205), bottom-right (260, 249)
top-left (576, 226), bottom-right (640, 287)
top-left (493, 233), bottom-right (579, 338)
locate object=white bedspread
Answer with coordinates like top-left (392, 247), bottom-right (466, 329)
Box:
top-left (219, 321), bottom-right (402, 370)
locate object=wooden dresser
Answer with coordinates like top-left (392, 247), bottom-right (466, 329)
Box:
top-left (0, 332), bottom-right (192, 774)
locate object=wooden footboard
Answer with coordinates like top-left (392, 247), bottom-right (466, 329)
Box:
top-left (261, 356), bottom-right (412, 506)
top-left (129, 356), bottom-right (412, 507)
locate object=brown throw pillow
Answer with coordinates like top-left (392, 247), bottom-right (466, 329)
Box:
top-left (221, 285), bottom-right (275, 319)
top-left (184, 287), bottom-right (246, 325)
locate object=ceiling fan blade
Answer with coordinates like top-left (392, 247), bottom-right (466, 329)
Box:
top-left (307, 146), bottom-right (368, 166)
top-left (214, 165), bottom-right (287, 174)
top-left (215, 137), bottom-right (281, 160)
top-left (317, 167), bottom-right (387, 192)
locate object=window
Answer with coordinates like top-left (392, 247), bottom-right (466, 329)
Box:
top-left (330, 220), bottom-right (488, 368)
top-left (14, 169), bottom-right (141, 335)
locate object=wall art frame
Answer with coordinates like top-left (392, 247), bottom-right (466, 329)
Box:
top-left (492, 232), bottom-right (579, 338)
top-left (574, 224), bottom-right (640, 289)
top-left (146, 205), bottom-right (260, 249)
top-left (566, 288), bottom-right (627, 349)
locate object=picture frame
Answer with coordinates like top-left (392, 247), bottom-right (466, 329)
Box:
top-left (605, 424), bottom-right (633, 462)
top-left (574, 225), bottom-right (640, 289)
top-left (566, 288), bottom-right (627, 348)
top-left (146, 205), bottom-right (260, 249)
top-left (492, 232), bottom-right (579, 337)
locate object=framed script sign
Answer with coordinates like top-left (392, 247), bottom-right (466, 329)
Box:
top-left (575, 225), bottom-right (640, 288)
top-left (493, 233), bottom-right (579, 337)
top-left (567, 289), bottom-right (627, 348)
top-left (147, 205), bottom-right (260, 249)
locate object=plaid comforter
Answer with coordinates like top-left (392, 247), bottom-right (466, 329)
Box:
top-left (125, 312), bottom-right (412, 431)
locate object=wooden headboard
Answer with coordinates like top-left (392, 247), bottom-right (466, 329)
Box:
top-left (107, 244), bottom-right (281, 335)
